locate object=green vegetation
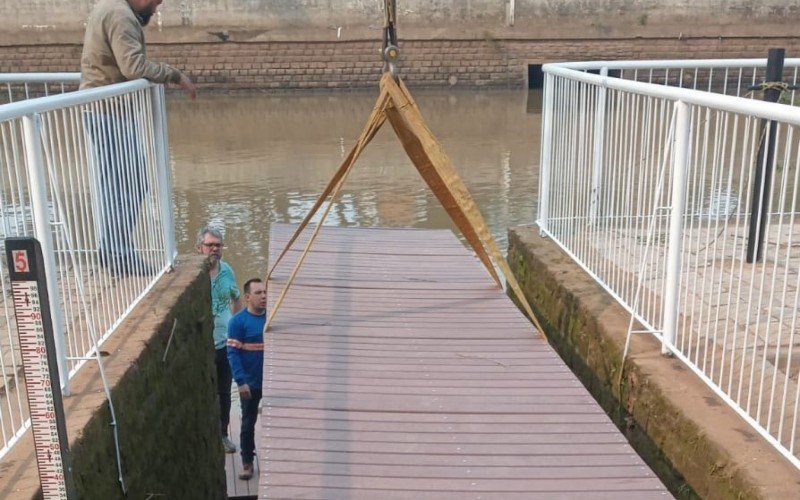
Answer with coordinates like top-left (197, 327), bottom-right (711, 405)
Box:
top-left (778, 91), bottom-right (799, 106)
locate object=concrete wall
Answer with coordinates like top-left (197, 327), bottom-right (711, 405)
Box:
top-left (0, 255), bottom-right (226, 499)
top-left (507, 227), bottom-right (800, 499)
top-left (5, 0), bottom-right (800, 32)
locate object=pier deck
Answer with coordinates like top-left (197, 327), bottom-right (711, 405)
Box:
top-left (236, 223), bottom-right (670, 499)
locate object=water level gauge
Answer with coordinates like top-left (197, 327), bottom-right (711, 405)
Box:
top-left (6, 238), bottom-right (75, 499)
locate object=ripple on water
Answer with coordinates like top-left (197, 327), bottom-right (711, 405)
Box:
top-left (167, 89), bottom-right (541, 281)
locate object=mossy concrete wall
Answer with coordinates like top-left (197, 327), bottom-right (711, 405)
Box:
top-left (0, 255), bottom-right (226, 499)
top-left (508, 226), bottom-right (800, 500)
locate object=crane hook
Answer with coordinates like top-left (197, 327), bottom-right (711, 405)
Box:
top-left (382, 0), bottom-right (400, 77)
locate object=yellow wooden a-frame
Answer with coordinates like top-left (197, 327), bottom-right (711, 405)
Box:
top-left (265, 73), bottom-right (542, 334)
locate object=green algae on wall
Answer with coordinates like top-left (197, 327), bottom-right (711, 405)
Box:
top-left (69, 271), bottom-right (225, 499)
top-left (507, 226), bottom-right (765, 500)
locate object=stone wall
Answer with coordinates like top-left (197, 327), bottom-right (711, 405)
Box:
top-left (0, 255), bottom-right (226, 499)
top-left (2, 35), bottom-right (800, 91)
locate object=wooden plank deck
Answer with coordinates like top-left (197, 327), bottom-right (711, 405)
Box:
top-left (256, 223), bottom-right (670, 499)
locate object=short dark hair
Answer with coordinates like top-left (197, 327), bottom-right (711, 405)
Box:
top-left (243, 278), bottom-right (263, 294)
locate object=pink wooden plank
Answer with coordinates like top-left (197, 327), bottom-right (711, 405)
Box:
top-left (257, 224), bottom-right (671, 498)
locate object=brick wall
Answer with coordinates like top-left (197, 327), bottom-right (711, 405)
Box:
top-left (2, 36), bottom-right (800, 91)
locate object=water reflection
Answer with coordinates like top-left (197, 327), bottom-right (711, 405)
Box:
top-left (167, 89), bottom-right (541, 281)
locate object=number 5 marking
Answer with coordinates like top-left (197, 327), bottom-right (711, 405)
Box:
top-left (12, 250), bottom-right (29, 273)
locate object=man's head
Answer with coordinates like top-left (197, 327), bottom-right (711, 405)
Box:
top-left (243, 278), bottom-right (267, 314)
top-left (197, 226), bottom-right (224, 265)
top-left (129, 0), bottom-right (163, 26)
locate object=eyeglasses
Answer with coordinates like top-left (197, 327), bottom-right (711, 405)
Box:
top-left (201, 242), bottom-right (224, 249)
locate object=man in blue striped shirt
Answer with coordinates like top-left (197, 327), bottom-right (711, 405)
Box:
top-left (227, 278), bottom-right (267, 480)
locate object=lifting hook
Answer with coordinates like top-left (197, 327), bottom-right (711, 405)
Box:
top-left (382, 0), bottom-right (400, 77)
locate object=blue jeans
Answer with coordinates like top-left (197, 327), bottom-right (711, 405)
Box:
top-left (85, 110), bottom-right (149, 260)
top-left (240, 388), bottom-right (262, 465)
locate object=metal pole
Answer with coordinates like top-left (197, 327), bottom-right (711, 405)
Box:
top-left (22, 113), bottom-right (70, 394)
top-left (589, 67), bottom-right (608, 226)
top-left (746, 48), bottom-right (785, 263)
top-left (538, 72), bottom-right (554, 235)
top-left (662, 100), bottom-right (691, 355)
top-left (150, 85), bottom-right (176, 266)
top-left (506, 0), bottom-right (515, 26)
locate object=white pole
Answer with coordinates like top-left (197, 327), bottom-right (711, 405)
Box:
top-left (22, 113), bottom-right (70, 394)
top-left (589, 67), bottom-right (608, 226)
top-left (506, 0), bottom-right (515, 26)
top-left (150, 85), bottom-right (176, 266)
top-left (662, 100), bottom-right (691, 355)
top-left (538, 73), bottom-right (554, 235)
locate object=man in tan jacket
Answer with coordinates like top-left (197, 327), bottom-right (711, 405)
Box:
top-left (80, 0), bottom-right (195, 95)
top-left (81, 0), bottom-right (195, 276)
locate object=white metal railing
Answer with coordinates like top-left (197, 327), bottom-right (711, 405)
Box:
top-left (539, 58), bottom-right (800, 469)
top-left (0, 73), bottom-right (79, 105)
top-left (0, 73), bottom-right (175, 459)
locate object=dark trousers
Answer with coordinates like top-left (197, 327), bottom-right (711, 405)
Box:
top-left (85, 110), bottom-right (148, 260)
top-left (215, 348), bottom-right (232, 435)
top-left (240, 388), bottom-right (262, 465)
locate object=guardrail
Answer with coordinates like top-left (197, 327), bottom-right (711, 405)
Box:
top-left (539, 58), bottom-right (800, 468)
top-left (0, 73), bottom-right (80, 104)
top-left (0, 73), bottom-right (176, 459)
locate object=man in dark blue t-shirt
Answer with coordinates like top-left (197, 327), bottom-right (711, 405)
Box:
top-left (227, 278), bottom-right (267, 480)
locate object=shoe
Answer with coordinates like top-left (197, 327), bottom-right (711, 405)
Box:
top-left (222, 435), bottom-right (236, 454)
top-left (238, 462), bottom-right (253, 480)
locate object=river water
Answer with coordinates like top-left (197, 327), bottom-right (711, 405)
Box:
top-left (167, 89), bottom-right (541, 282)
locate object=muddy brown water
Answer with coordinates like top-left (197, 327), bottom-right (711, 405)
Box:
top-left (167, 89), bottom-right (541, 283)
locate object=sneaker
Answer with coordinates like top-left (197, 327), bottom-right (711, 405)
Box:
top-left (222, 435), bottom-right (236, 454)
top-left (238, 462), bottom-right (253, 480)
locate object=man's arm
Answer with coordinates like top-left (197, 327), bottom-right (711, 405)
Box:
top-left (229, 272), bottom-right (243, 313)
top-left (226, 315), bottom-right (251, 399)
top-left (231, 295), bottom-right (243, 314)
top-left (107, 14), bottom-right (196, 97)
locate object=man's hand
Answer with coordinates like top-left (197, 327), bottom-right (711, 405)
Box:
top-left (238, 383), bottom-right (251, 400)
top-left (177, 73), bottom-right (197, 100)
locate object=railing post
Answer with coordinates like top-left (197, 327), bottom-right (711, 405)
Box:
top-left (22, 112), bottom-right (70, 394)
top-left (538, 71), bottom-right (553, 235)
top-left (746, 48), bottom-right (785, 263)
top-left (662, 100), bottom-right (691, 355)
top-left (589, 66), bottom-right (608, 226)
top-left (150, 84), bottom-right (176, 266)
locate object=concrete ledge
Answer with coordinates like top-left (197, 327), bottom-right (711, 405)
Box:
top-left (508, 226), bottom-right (800, 499)
top-left (2, 23), bottom-right (800, 46)
top-left (0, 254), bottom-right (225, 499)
top-left (2, 18), bottom-right (800, 45)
